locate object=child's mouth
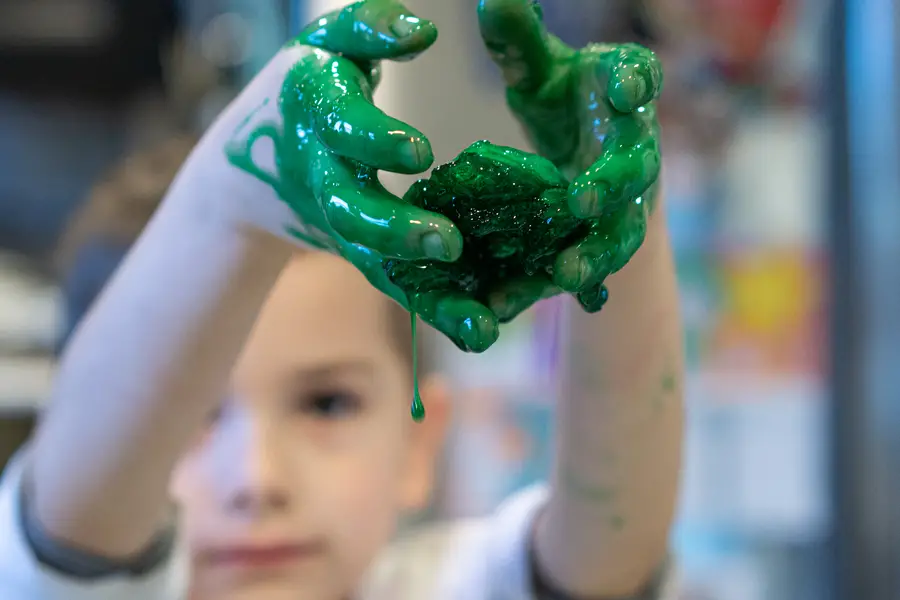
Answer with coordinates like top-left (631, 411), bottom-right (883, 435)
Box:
top-left (205, 540), bottom-right (326, 569)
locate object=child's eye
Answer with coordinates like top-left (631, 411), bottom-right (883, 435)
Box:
top-left (299, 391), bottom-right (362, 418)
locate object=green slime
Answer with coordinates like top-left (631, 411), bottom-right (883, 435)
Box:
top-left (410, 312), bottom-right (425, 422)
top-left (384, 140), bottom-right (610, 315)
top-left (222, 0), bottom-right (665, 420)
top-left (477, 0), bottom-right (663, 289)
top-left (223, 1), bottom-right (503, 359)
top-left (385, 0), bottom-right (666, 338)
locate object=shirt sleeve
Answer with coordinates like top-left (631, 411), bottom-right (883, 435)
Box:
top-left (468, 484), bottom-right (680, 600)
top-left (0, 449), bottom-right (189, 600)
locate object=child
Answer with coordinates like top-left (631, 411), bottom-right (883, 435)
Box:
top-left (0, 1), bottom-right (683, 599)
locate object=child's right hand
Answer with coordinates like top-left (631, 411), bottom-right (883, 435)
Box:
top-left (210, 0), bottom-right (463, 261)
top-left (181, 1), bottom-right (503, 350)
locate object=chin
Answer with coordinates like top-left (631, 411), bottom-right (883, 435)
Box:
top-left (193, 574), bottom-right (349, 600)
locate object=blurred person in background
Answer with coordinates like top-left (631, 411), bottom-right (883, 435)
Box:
top-left (53, 135), bottom-right (199, 350)
top-left (0, 1), bottom-right (684, 600)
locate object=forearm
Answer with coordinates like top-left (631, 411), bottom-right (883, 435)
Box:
top-left (31, 172), bottom-right (292, 559)
top-left (536, 206), bottom-right (684, 597)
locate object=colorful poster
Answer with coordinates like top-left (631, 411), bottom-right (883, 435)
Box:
top-left (703, 249), bottom-right (825, 379)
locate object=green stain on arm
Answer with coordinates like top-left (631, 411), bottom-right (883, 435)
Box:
top-left (608, 515), bottom-right (626, 531)
top-left (651, 365), bottom-right (680, 414)
top-left (661, 372), bottom-right (677, 394)
top-left (561, 462), bottom-right (617, 505)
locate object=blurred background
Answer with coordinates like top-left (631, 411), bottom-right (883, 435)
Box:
top-left (0, 0), bottom-right (897, 598)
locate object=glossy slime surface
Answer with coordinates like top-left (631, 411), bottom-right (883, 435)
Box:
top-left (389, 0), bottom-right (665, 352)
top-left (409, 312), bottom-right (425, 422)
top-left (223, 1), bottom-right (505, 358)
top-left (223, 0), bottom-right (664, 420)
top-left (385, 141), bottom-right (607, 314)
top-left (477, 0), bottom-right (663, 302)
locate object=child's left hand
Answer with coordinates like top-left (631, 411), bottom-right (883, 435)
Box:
top-left (477, 0), bottom-right (663, 319)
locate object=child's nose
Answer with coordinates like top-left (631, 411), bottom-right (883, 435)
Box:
top-left (216, 412), bottom-right (293, 516)
top-left (226, 483), bottom-right (289, 515)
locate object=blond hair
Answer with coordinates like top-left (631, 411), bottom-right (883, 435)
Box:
top-left (55, 135), bottom-right (198, 273)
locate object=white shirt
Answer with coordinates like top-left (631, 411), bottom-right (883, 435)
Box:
top-left (0, 452), bottom-right (677, 599)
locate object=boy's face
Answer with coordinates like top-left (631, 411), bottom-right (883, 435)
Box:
top-left (170, 254), bottom-right (449, 600)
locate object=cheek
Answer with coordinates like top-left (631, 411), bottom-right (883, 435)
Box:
top-left (170, 452), bottom-right (203, 505)
top-left (169, 426), bottom-right (218, 504)
top-left (319, 436), bottom-right (407, 514)
top-left (168, 449), bottom-right (224, 547)
top-left (317, 435), bottom-right (409, 561)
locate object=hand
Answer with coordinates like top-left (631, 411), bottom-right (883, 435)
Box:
top-left (477, 0), bottom-right (663, 318)
top-left (197, 1), bottom-right (497, 350)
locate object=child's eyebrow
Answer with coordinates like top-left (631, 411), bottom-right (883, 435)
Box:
top-left (293, 360), bottom-right (375, 383)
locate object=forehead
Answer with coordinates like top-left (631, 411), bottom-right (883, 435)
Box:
top-left (236, 253), bottom-right (399, 375)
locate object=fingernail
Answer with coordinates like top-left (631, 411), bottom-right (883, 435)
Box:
top-left (576, 259), bottom-right (595, 289)
top-left (571, 185), bottom-right (601, 218)
top-left (398, 139), bottom-right (433, 172)
top-left (612, 66), bottom-right (652, 112)
top-left (578, 284), bottom-right (610, 313)
top-left (488, 291), bottom-right (515, 322)
top-left (633, 72), bottom-right (650, 105)
top-left (558, 256), bottom-right (596, 291)
top-left (421, 231), bottom-right (450, 260)
top-left (390, 15), bottom-right (423, 37)
top-left (457, 315), bottom-right (499, 353)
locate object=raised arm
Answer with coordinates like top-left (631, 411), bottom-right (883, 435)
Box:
top-left (28, 0), bottom-right (466, 560)
top-left (478, 0), bottom-right (682, 596)
top-left (538, 208), bottom-right (683, 597)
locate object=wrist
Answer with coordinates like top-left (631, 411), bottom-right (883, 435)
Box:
top-left (164, 138), bottom-right (297, 257)
top-left (168, 44), bottom-right (318, 248)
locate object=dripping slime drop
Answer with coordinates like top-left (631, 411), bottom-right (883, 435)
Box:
top-left (410, 311), bottom-right (425, 422)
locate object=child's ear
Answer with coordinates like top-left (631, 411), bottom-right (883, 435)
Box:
top-left (400, 374), bottom-right (451, 511)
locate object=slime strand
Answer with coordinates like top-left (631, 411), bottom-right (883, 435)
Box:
top-left (410, 310), bottom-right (425, 422)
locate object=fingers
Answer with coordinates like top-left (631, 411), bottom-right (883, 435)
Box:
top-left (313, 79), bottom-right (435, 173)
top-left (602, 44), bottom-right (664, 113)
top-left (477, 0), bottom-right (555, 92)
top-left (414, 292), bottom-right (500, 353)
top-left (338, 242), bottom-right (500, 352)
top-left (323, 183), bottom-right (463, 262)
top-left (296, 0), bottom-right (438, 61)
top-left (553, 203), bottom-right (648, 293)
top-left (486, 275), bottom-right (558, 323)
top-left (285, 54), bottom-right (434, 174)
top-left (576, 283), bottom-right (610, 314)
top-left (337, 241), bottom-right (411, 309)
top-left (567, 122), bottom-right (661, 219)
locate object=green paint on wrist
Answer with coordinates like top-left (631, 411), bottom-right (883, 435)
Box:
top-left (562, 463), bottom-right (617, 505)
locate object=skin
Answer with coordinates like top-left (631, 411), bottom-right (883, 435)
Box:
top-left (31, 0), bottom-right (456, 565)
top-left (27, 2), bottom-right (682, 600)
top-left (476, 1), bottom-right (682, 596)
top-left (477, 0), bottom-right (664, 318)
top-left (223, 0), bottom-right (499, 352)
top-left (223, 0), bottom-right (662, 353)
top-left (171, 254), bottom-right (450, 600)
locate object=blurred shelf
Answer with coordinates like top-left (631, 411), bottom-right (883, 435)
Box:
top-left (0, 253), bottom-right (61, 353)
top-left (0, 252), bottom-right (59, 415)
top-left (679, 372), bottom-right (829, 544)
top-left (0, 354), bottom-right (53, 414)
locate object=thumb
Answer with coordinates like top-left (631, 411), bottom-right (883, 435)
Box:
top-left (478, 0), bottom-right (556, 92)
